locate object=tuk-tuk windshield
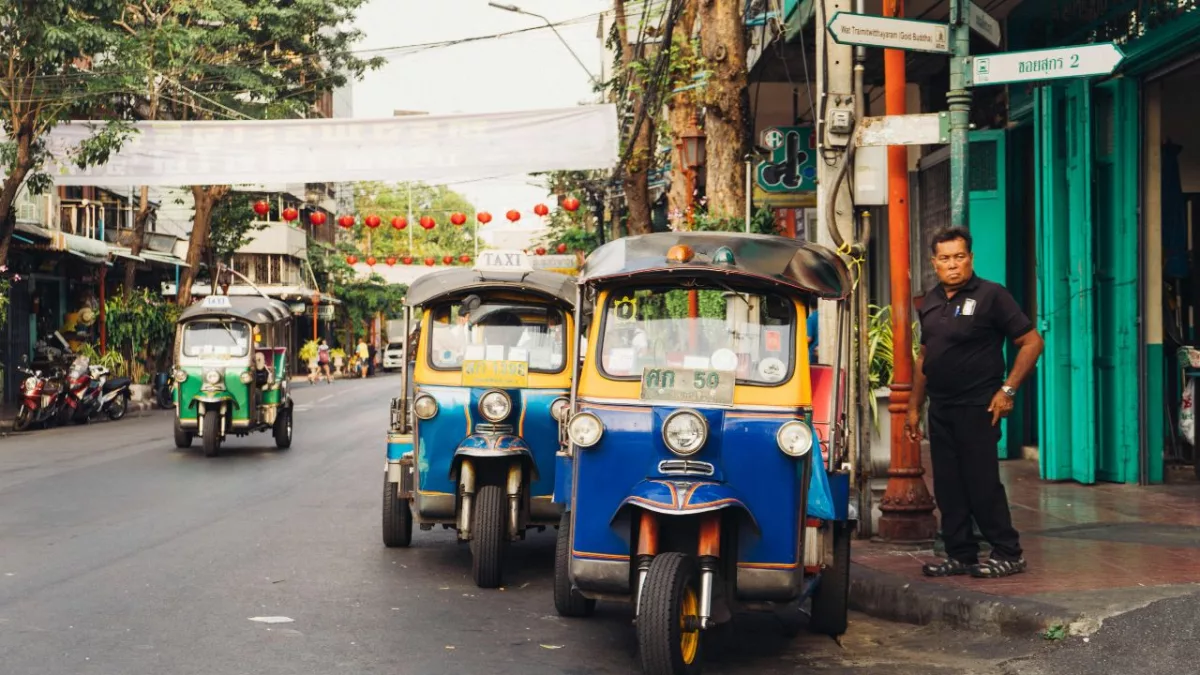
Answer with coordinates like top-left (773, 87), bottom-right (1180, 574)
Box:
top-left (599, 286), bottom-right (797, 385)
top-left (181, 320), bottom-right (251, 359)
top-left (428, 301), bottom-right (567, 373)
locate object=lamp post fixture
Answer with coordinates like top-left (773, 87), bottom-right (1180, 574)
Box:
top-left (487, 2), bottom-right (602, 90)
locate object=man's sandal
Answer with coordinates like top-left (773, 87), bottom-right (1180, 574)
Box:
top-left (921, 558), bottom-right (974, 577)
top-left (969, 558), bottom-right (1027, 578)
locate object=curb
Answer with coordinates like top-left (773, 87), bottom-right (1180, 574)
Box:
top-left (848, 562), bottom-right (1082, 636)
top-left (0, 400), bottom-right (161, 433)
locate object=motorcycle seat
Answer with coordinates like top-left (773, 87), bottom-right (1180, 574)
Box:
top-left (103, 377), bottom-right (132, 392)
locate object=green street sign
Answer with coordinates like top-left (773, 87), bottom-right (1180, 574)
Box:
top-left (755, 126), bottom-right (817, 194)
top-left (969, 43), bottom-right (1125, 86)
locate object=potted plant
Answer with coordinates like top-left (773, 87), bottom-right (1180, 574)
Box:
top-left (300, 340), bottom-right (319, 372)
top-left (331, 348), bottom-right (346, 375)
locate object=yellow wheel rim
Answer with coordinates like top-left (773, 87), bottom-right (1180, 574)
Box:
top-left (679, 586), bottom-right (700, 665)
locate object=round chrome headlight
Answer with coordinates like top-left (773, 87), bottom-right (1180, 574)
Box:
top-left (662, 410), bottom-right (708, 456)
top-left (777, 420), bottom-right (813, 457)
top-left (550, 397), bottom-right (570, 422)
top-left (240, 371), bottom-right (253, 384)
top-left (204, 370), bottom-right (221, 385)
top-left (413, 393), bottom-right (439, 420)
top-left (173, 369), bottom-right (188, 383)
top-left (23, 376), bottom-right (37, 390)
top-left (479, 390), bottom-right (512, 422)
top-left (567, 412), bottom-right (603, 448)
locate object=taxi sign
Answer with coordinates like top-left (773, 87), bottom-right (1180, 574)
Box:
top-left (461, 360), bottom-right (529, 388)
top-left (202, 295), bottom-right (232, 308)
top-left (475, 249), bottom-right (533, 273)
top-left (640, 367), bottom-right (735, 406)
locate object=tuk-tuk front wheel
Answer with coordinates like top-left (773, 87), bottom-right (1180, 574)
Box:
top-left (470, 484), bottom-right (506, 588)
top-left (554, 512), bottom-right (596, 617)
top-left (382, 473), bottom-right (413, 547)
top-left (173, 417), bottom-right (193, 448)
top-left (273, 404), bottom-right (293, 450)
top-left (201, 409), bottom-right (221, 458)
top-left (809, 521), bottom-right (851, 636)
top-left (637, 552), bottom-right (703, 675)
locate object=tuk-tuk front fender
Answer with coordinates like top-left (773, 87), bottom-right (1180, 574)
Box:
top-left (450, 434), bottom-right (540, 481)
top-left (187, 393), bottom-right (240, 411)
top-left (614, 479), bottom-right (760, 534)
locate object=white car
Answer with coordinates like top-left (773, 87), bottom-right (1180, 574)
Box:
top-left (382, 342), bottom-right (405, 371)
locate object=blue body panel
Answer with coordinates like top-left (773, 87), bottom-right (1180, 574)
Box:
top-left (553, 454), bottom-right (573, 504)
top-left (387, 435), bottom-right (413, 461)
top-left (827, 470), bottom-right (851, 521)
top-left (570, 404), bottom-right (812, 568)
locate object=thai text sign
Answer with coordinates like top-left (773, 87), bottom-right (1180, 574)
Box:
top-left (640, 367), bottom-right (735, 406)
top-left (827, 12), bottom-right (949, 54)
top-left (462, 360), bottom-right (529, 388)
top-left (971, 43), bottom-right (1125, 86)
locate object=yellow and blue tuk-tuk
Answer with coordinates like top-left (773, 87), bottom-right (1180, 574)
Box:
top-left (555, 233), bottom-right (854, 674)
top-left (383, 257), bottom-right (577, 588)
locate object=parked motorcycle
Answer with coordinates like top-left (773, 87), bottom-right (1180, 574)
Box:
top-left (94, 365), bottom-right (132, 421)
top-left (13, 357), bottom-right (68, 432)
top-left (152, 371), bottom-right (174, 410)
top-left (61, 356), bottom-right (132, 424)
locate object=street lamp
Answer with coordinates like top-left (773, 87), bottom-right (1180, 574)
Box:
top-left (680, 118), bottom-right (707, 172)
top-left (487, 2), bottom-right (602, 90)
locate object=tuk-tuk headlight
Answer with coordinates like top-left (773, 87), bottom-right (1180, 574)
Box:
top-left (173, 369), bottom-right (188, 383)
top-left (550, 397), bottom-right (570, 422)
top-left (777, 420), bottom-right (813, 457)
top-left (239, 371), bottom-right (253, 384)
top-left (567, 412), bottom-right (603, 448)
top-left (204, 370), bottom-right (222, 385)
top-left (479, 390), bottom-right (512, 422)
top-left (662, 410), bottom-right (707, 456)
top-left (413, 393), bottom-right (439, 420)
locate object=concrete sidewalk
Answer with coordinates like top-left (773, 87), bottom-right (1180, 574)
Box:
top-left (1, 400), bottom-right (160, 434)
top-left (850, 457), bottom-right (1200, 637)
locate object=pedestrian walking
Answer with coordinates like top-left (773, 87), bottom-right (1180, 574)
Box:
top-left (315, 338), bottom-right (333, 384)
top-left (356, 338), bottom-right (370, 379)
top-left (905, 227), bottom-right (1044, 579)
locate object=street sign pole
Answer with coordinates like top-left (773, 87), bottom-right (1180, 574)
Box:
top-left (948, 0), bottom-right (972, 230)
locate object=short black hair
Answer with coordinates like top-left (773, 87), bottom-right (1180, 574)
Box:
top-left (930, 227), bottom-right (973, 255)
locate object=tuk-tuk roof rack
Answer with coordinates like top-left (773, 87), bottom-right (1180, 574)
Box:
top-left (578, 232), bottom-right (852, 300)
top-left (179, 295), bottom-right (293, 324)
top-left (405, 268), bottom-right (577, 308)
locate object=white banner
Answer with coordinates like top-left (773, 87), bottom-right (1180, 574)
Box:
top-left (39, 105), bottom-right (618, 186)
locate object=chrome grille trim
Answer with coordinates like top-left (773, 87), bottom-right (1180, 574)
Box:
top-left (475, 423), bottom-right (515, 435)
top-left (658, 460), bottom-right (715, 477)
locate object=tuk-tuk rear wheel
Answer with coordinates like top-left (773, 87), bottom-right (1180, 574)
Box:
top-left (470, 484), bottom-right (506, 588)
top-left (637, 552), bottom-right (703, 675)
top-left (809, 521), bottom-right (851, 636)
top-left (554, 512), bottom-right (595, 617)
top-left (382, 473), bottom-right (413, 547)
top-left (273, 404), bottom-right (292, 450)
top-left (201, 410), bottom-right (221, 458)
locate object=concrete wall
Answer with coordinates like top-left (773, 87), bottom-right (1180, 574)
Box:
top-left (240, 222), bottom-right (308, 259)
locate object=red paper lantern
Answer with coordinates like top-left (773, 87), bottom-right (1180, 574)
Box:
top-left (419, 216), bottom-right (436, 230)
top-left (562, 197), bottom-right (580, 212)
top-left (253, 200), bottom-right (270, 217)
top-left (506, 209), bottom-right (521, 222)
top-left (386, 255), bottom-right (397, 266)
top-left (535, 246), bottom-right (547, 256)
top-left (391, 216), bottom-right (407, 230)
top-left (346, 254), bottom-right (358, 265)
top-left (366, 255), bottom-right (377, 266)
top-left (281, 207), bottom-right (299, 223)
top-left (533, 203), bottom-right (549, 217)
top-left (364, 214), bottom-right (382, 229)
top-left (450, 212), bottom-right (466, 226)
top-left (477, 211), bottom-right (492, 224)
top-left (402, 255), bottom-right (414, 265)
top-left (337, 215), bottom-right (355, 229)
top-left (459, 254), bottom-right (471, 263)
top-left (442, 255), bottom-right (453, 265)
top-left (556, 243), bottom-right (568, 254)
top-left (309, 211), bottom-right (327, 226)
top-left (423, 256), bottom-right (435, 266)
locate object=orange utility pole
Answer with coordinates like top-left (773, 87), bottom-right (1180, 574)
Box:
top-left (876, 0), bottom-right (936, 543)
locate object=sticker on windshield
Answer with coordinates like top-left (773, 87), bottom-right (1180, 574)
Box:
top-left (765, 329), bottom-right (782, 352)
top-left (710, 348), bottom-right (738, 372)
top-left (758, 357), bottom-right (786, 383)
top-left (613, 296), bottom-right (638, 323)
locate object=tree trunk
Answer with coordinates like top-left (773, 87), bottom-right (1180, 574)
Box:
top-left (613, 0), bottom-right (654, 236)
top-left (667, 0), bottom-right (699, 230)
top-left (122, 186), bottom-right (152, 299)
top-left (0, 122), bottom-right (35, 269)
top-left (698, 0), bottom-right (750, 218)
top-left (177, 185), bottom-right (230, 306)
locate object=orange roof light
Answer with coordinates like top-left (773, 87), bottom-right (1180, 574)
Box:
top-left (666, 244), bottom-right (694, 263)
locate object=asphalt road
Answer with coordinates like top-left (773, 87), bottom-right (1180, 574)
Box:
top-left (0, 373), bottom-right (1136, 675)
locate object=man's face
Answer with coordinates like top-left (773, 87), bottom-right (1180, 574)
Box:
top-left (931, 237), bottom-right (974, 287)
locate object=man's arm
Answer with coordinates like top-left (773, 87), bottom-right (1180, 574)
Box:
top-left (905, 346), bottom-right (926, 441)
top-left (1004, 330), bottom-right (1044, 391)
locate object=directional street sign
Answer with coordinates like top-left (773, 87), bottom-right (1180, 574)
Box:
top-left (827, 12), bottom-right (949, 54)
top-left (854, 113), bottom-right (949, 147)
top-left (968, 1), bottom-right (1002, 47)
top-left (970, 42), bottom-right (1125, 86)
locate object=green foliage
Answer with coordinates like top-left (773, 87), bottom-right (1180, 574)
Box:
top-left (0, 277), bottom-right (9, 327)
top-left (105, 289), bottom-right (179, 379)
top-left (689, 205), bottom-right (780, 236)
top-left (209, 194), bottom-right (268, 265)
top-left (299, 339), bottom-right (318, 364)
top-left (76, 343), bottom-right (129, 376)
top-left (352, 182), bottom-right (477, 258)
top-left (336, 273), bottom-right (408, 333)
top-left (539, 207), bottom-right (599, 256)
top-left (865, 305), bottom-right (921, 429)
top-left (661, 290), bottom-right (725, 320)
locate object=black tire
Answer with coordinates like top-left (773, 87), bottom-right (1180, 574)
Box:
top-left (273, 404), bottom-right (293, 449)
top-left (382, 473), bottom-right (413, 548)
top-left (809, 521), bottom-right (851, 636)
top-left (201, 409), bottom-right (221, 458)
top-left (107, 393), bottom-right (129, 421)
top-left (174, 416), bottom-right (193, 448)
top-left (470, 484), bottom-right (506, 588)
top-left (12, 407), bottom-right (32, 432)
top-left (637, 552), bottom-right (703, 675)
top-left (157, 386), bottom-right (174, 410)
top-left (554, 512), bottom-right (596, 617)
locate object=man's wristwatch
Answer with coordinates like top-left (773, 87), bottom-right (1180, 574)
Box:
top-left (1000, 385), bottom-right (1016, 398)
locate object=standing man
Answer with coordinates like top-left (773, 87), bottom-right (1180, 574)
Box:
top-left (906, 227), bottom-right (1044, 579)
top-left (355, 337), bottom-right (370, 379)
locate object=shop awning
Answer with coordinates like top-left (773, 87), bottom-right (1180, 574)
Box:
top-left (108, 246), bottom-right (146, 262)
top-left (48, 231), bottom-right (109, 265)
top-left (140, 251), bottom-right (189, 268)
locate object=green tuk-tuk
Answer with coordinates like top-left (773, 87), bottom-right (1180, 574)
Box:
top-left (171, 294), bottom-right (295, 457)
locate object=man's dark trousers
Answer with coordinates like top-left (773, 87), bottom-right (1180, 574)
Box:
top-left (927, 402), bottom-right (1022, 563)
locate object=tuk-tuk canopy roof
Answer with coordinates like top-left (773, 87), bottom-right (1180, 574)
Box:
top-left (579, 232), bottom-right (852, 300)
top-left (405, 268), bottom-right (577, 308)
top-left (179, 294), bottom-right (292, 325)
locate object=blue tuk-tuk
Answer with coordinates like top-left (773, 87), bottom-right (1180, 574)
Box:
top-left (554, 233), bottom-right (855, 674)
top-left (383, 260), bottom-right (577, 588)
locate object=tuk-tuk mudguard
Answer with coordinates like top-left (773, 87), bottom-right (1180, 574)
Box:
top-left (613, 479), bottom-right (759, 533)
top-left (450, 434), bottom-right (540, 482)
top-left (188, 393), bottom-right (239, 411)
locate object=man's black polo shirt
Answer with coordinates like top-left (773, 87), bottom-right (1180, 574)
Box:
top-left (918, 275), bottom-right (1033, 406)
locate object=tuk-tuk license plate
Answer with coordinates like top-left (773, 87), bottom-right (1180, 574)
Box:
top-left (639, 367), bottom-right (735, 406)
top-left (461, 360), bottom-right (529, 388)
